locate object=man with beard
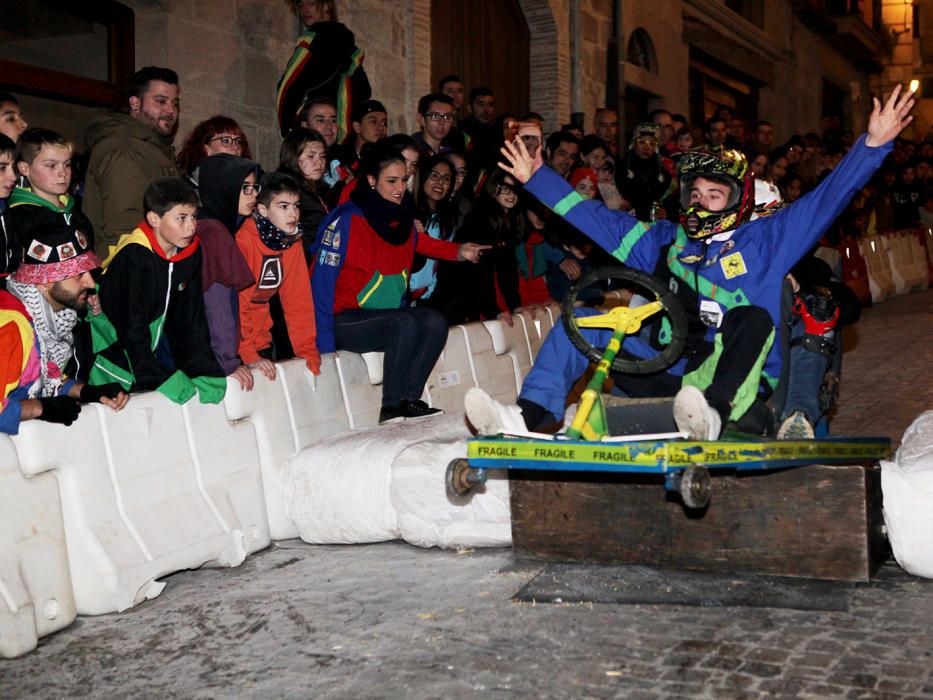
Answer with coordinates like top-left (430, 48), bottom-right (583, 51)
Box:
top-left (83, 66), bottom-right (181, 257)
top-left (1, 220), bottom-right (128, 434)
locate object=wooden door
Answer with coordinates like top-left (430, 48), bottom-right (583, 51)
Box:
top-left (431, 0), bottom-right (530, 118)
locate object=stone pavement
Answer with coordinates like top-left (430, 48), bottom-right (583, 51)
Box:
top-left (2, 289), bottom-right (932, 699)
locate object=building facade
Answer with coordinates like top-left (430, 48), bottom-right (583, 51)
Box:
top-left (0, 0), bottom-right (922, 168)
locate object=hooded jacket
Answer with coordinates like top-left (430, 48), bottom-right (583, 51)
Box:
top-left (88, 222), bottom-right (225, 404)
top-left (195, 155), bottom-right (257, 375)
top-left (9, 186), bottom-right (95, 251)
top-left (275, 21), bottom-right (372, 139)
top-left (83, 112), bottom-right (179, 258)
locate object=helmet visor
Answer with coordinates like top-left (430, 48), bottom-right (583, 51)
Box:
top-left (680, 174), bottom-right (741, 213)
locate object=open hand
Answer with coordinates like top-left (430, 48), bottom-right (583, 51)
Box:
top-left (866, 84), bottom-right (916, 148)
top-left (499, 137), bottom-right (542, 184)
top-left (249, 359), bottom-right (277, 382)
top-left (230, 365), bottom-right (254, 391)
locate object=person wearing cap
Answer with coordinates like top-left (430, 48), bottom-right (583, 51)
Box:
top-left (276, 0), bottom-right (372, 140)
top-left (464, 85), bottom-right (915, 442)
top-left (617, 122), bottom-right (676, 221)
top-left (1, 220), bottom-right (128, 435)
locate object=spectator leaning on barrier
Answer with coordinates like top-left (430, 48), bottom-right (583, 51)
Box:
top-left (236, 172), bottom-right (321, 378)
top-left (88, 178), bottom-right (226, 405)
top-left (1, 220), bottom-right (128, 435)
top-left (84, 66), bottom-right (181, 258)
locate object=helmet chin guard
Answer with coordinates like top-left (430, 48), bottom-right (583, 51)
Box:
top-left (677, 149), bottom-right (754, 239)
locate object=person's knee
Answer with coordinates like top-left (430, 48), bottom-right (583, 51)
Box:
top-left (413, 307), bottom-right (449, 343)
top-left (722, 305), bottom-right (773, 343)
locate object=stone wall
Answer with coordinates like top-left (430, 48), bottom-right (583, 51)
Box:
top-left (14, 0), bottom-right (901, 168)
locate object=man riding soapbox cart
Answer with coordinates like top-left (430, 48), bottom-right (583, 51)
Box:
top-left (447, 266), bottom-right (890, 510)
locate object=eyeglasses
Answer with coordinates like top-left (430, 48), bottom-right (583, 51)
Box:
top-left (241, 183), bottom-right (261, 195)
top-left (428, 171), bottom-right (452, 184)
top-left (634, 137), bottom-right (658, 147)
top-left (425, 112), bottom-right (455, 123)
top-left (209, 135), bottom-right (245, 147)
top-left (496, 184), bottom-right (515, 196)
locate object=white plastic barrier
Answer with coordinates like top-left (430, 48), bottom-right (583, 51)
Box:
top-left (281, 414), bottom-right (510, 548)
top-left (424, 325), bottom-right (479, 414)
top-left (458, 322), bottom-right (521, 403)
top-left (517, 312), bottom-right (545, 363)
top-left (334, 351), bottom-right (383, 428)
top-left (882, 411), bottom-right (933, 578)
top-left (13, 392), bottom-right (259, 615)
top-left (908, 233), bottom-right (932, 289)
top-left (859, 237), bottom-right (896, 303)
top-left (0, 436), bottom-right (76, 658)
top-left (482, 318), bottom-right (533, 390)
top-left (224, 355), bottom-right (351, 540)
top-left (890, 232), bottom-right (928, 293)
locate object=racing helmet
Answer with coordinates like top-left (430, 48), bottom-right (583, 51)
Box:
top-left (750, 178), bottom-right (783, 220)
top-left (677, 148), bottom-right (754, 238)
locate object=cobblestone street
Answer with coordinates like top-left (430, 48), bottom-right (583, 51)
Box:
top-left (2, 290), bottom-right (932, 699)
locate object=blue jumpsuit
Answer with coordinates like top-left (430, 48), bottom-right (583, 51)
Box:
top-left (519, 135), bottom-right (891, 421)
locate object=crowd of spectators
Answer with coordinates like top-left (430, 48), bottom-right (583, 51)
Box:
top-left (0, 0), bottom-right (924, 434)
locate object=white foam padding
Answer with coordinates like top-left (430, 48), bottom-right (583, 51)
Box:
top-left (882, 410), bottom-right (933, 578)
top-left (0, 436), bottom-right (76, 658)
top-left (224, 355), bottom-right (351, 540)
top-left (281, 413), bottom-right (510, 548)
top-left (13, 395), bottom-right (253, 615)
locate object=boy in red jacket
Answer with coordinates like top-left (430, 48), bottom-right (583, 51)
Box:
top-left (236, 172), bottom-right (321, 377)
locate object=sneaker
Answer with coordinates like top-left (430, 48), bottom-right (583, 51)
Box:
top-left (464, 388), bottom-right (527, 435)
top-left (401, 399), bottom-right (443, 419)
top-left (673, 386), bottom-right (722, 441)
top-left (378, 404), bottom-right (407, 424)
top-left (378, 400), bottom-right (444, 424)
top-left (777, 411), bottom-right (814, 440)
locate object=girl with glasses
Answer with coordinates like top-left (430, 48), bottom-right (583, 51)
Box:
top-left (177, 116), bottom-right (252, 189)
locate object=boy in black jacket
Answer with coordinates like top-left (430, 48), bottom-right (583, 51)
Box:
top-left (88, 178), bottom-right (226, 404)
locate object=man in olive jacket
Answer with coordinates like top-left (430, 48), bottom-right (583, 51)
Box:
top-left (83, 66), bottom-right (181, 258)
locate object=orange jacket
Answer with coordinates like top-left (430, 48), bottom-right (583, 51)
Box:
top-left (236, 217), bottom-right (321, 374)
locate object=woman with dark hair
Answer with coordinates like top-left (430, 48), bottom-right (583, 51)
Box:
top-left (278, 127), bottom-right (329, 263)
top-left (177, 116), bottom-right (252, 188)
top-left (432, 168), bottom-right (526, 325)
top-left (410, 154), bottom-right (456, 301)
top-left (310, 142), bottom-right (487, 422)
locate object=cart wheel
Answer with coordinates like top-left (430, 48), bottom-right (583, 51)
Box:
top-left (446, 458), bottom-right (484, 498)
top-left (680, 465), bottom-right (711, 509)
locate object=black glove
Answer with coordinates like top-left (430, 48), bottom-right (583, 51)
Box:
top-left (79, 383), bottom-right (124, 404)
top-left (38, 396), bottom-right (81, 426)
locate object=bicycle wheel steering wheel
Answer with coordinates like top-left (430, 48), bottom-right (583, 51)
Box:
top-left (561, 266), bottom-right (688, 375)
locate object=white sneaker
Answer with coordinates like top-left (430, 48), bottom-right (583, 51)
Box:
top-left (673, 386), bottom-right (722, 441)
top-left (777, 411), bottom-right (814, 440)
top-left (464, 388), bottom-right (527, 435)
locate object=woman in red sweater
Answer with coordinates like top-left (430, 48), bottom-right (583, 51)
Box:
top-left (311, 142), bottom-right (486, 423)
